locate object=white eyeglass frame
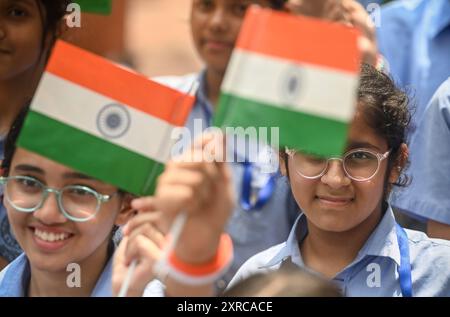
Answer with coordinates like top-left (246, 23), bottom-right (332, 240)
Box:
top-left (285, 148), bottom-right (391, 182)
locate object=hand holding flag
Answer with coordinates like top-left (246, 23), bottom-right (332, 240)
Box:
top-left (113, 134), bottom-right (235, 296)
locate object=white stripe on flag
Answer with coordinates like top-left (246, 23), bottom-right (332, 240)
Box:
top-left (222, 49), bottom-right (359, 122)
top-left (31, 73), bottom-right (176, 163)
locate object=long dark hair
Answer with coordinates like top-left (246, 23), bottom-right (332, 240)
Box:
top-left (36, 0), bottom-right (71, 57)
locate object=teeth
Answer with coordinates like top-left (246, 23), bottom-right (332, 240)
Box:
top-left (34, 228), bottom-right (70, 242)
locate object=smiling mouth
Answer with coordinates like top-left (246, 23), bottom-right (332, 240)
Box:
top-left (33, 228), bottom-right (72, 242)
top-left (316, 196), bottom-right (354, 207)
top-left (204, 40), bottom-right (233, 50)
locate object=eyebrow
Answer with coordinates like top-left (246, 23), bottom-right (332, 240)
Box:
top-left (9, 0), bottom-right (35, 7)
top-left (62, 172), bottom-right (96, 181)
top-left (346, 141), bottom-right (382, 152)
top-left (14, 164), bottom-right (44, 175)
top-left (13, 165), bottom-right (96, 181)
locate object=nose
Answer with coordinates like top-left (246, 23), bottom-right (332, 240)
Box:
top-left (320, 160), bottom-right (351, 189)
top-left (33, 191), bottom-right (67, 224)
top-left (209, 7), bottom-right (229, 32)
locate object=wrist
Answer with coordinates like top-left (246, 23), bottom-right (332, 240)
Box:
top-left (161, 233), bottom-right (233, 286)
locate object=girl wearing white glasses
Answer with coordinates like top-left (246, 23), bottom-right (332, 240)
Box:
top-left (229, 64), bottom-right (450, 297)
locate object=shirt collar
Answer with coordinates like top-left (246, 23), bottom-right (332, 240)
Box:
top-left (0, 252), bottom-right (115, 297)
top-left (260, 205), bottom-right (401, 270)
top-left (357, 205), bottom-right (401, 266)
top-left (0, 253), bottom-right (30, 296)
top-left (261, 214), bottom-right (307, 268)
top-left (91, 255), bottom-right (114, 297)
top-left (428, 0), bottom-right (450, 38)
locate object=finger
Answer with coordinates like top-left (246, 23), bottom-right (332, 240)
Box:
top-left (128, 222), bottom-right (166, 249)
top-left (157, 170), bottom-right (212, 210)
top-left (130, 196), bottom-right (158, 213)
top-left (122, 210), bottom-right (163, 235)
top-left (154, 184), bottom-right (199, 215)
top-left (112, 236), bottom-right (130, 295)
top-left (124, 234), bottom-right (163, 266)
top-left (114, 235), bottom-right (129, 267)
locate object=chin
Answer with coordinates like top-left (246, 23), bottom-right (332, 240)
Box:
top-left (309, 213), bottom-right (358, 233)
top-left (27, 252), bottom-right (71, 273)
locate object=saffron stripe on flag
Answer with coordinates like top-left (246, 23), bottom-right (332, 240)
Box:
top-left (46, 41), bottom-right (192, 126)
top-left (236, 6), bottom-right (360, 73)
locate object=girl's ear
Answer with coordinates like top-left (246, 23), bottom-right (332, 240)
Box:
top-left (115, 194), bottom-right (136, 226)
top-left (388, 143), bottom-right (409, 184)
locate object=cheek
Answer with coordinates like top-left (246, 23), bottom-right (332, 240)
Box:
top-left (190, 13), bottom-right (205, 39)
top-left (230, 19), bottom-right (243, 42)
top-left (288, 166), bottom-right (316, 209)
top-left (10, 24), bottom-right (43, 64)
top-left (353, 176), bottom-right (385, 211)
top-left (4, 204), bottom-right (29, 241)
top-left (78, 216), bottom-right (115, 244)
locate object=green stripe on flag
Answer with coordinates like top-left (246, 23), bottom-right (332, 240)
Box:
top-left (76, 0), bottom-right (112, 15)
top-left (214, 93), bottom-right (349, 157)
top-left (17, 111), bottom-right (164, 196)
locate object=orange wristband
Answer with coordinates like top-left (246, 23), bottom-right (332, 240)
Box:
top-left (166, 233), bottom-right (233, 285)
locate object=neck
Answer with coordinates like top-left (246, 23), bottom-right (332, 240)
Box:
top-left (300, 205), bottom-right (384, 279)
top-left (293, 0), bottom-right (328, 18)
top-left (28, 240), bottom-right (111, 297)
top-left (0, 62), bottom-right (44, 135)
top-left (205, 68), bottom-right (225, 108)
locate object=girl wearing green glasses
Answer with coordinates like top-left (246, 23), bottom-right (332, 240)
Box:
top-left (0, 108), bottom-right (234, 297)
top-left (0, 108), bottom-right (136, 296)
top-left (229, 64), bottom-right (450, 297)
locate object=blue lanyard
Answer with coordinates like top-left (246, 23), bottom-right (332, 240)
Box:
top-left (240, 161), bottom-right (276, 211)
top-left (201, 101), bottom-right (213, 127)
top-left (395, 223), bottom-right (413, 297)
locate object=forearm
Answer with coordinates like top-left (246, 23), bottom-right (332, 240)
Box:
top-left (165, 278), bottom-right (215, 297)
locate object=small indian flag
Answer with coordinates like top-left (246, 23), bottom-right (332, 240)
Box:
top-left (18, 40), bottom-right (195, 196)
top-left (214, 6), bottom-right (361, 157)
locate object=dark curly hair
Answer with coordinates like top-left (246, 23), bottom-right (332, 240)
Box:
top-left (358, 63), bottom-right (411, 189)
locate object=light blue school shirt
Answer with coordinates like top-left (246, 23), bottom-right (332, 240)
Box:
top-left (154, 72), bottom-right (298, 288)
top-left (229, 206), bottom-right (450, 296)
top-left (377, 0), bottom-right (450, 133)
top-left (0, 253), bottom-right (114, 297)
top-left (390, 78), bottom-right (450, 225)
top-left (0, 253), bottom-right (165, 297)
